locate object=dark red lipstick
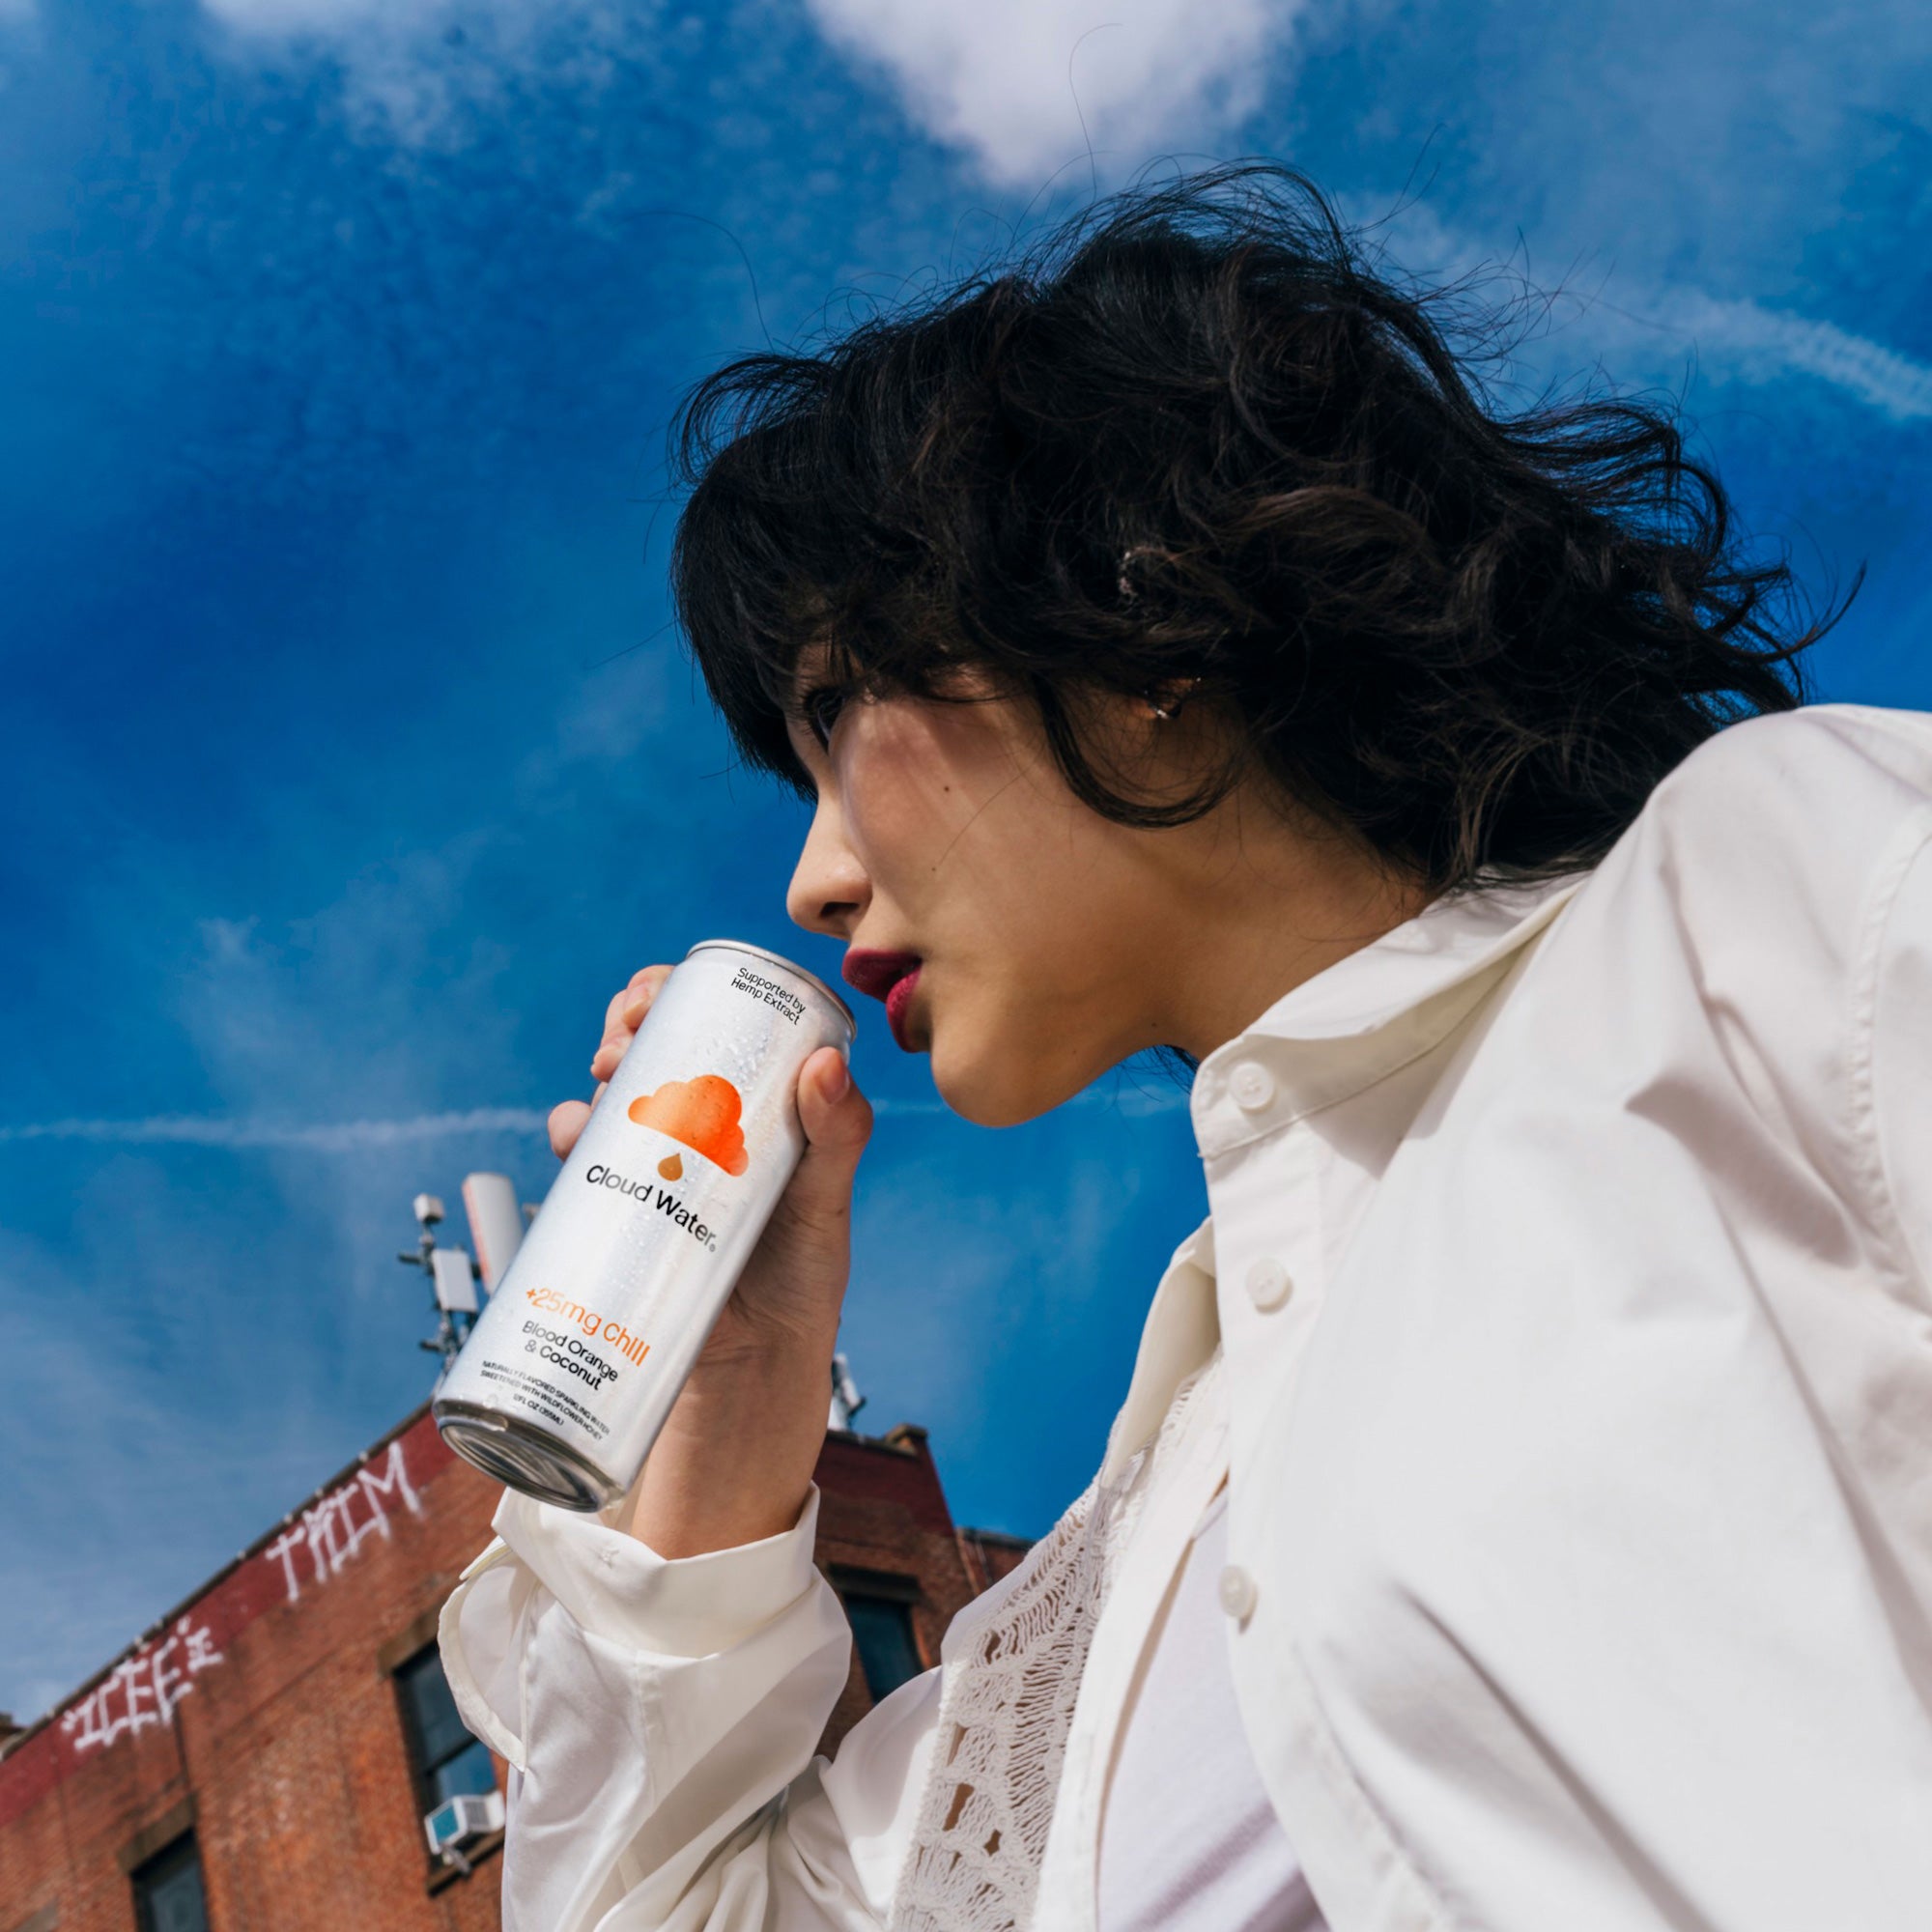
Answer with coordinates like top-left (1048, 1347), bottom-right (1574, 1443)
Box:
top-left (841, 950), bottom-right (923, 1052)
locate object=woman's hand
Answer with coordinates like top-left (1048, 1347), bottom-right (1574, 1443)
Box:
top-left (548, 964), bottom-right (874, 1555)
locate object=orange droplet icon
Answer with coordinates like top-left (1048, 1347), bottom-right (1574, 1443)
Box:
top-left (629, 1074), bottom-right (750, 1177)
top-left (658, 1152), bottom-right (683, 1180)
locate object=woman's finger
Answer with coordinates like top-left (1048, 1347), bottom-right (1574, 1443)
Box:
top-left (620, 963), bottom-right (673, 1027)
top-left (602, 964), bottom-right (672, 1043)
top-left (595, 966), bottom-right (675, 1082)
top-left (549, 1097), bottom-right (592, 1160)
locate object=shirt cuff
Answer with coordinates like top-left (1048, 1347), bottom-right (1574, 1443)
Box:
top-left (490, 1480), bottom-right (826, 1660)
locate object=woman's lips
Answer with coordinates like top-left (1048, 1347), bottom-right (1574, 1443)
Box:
top-left (841, 950), bottom-right (924, 1052)
top-left (883, 969), bottom-right (923, 1051)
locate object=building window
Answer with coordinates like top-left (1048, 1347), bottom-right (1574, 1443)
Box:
top-left (830, 1568), bottom-right (925, 1701)
top-left (845, 1594), bottom-right (923, 1698)
top-left (394, 1643), bottom-right (497, 1815)
top-left (132, 1833), bottom-right (209, 1932)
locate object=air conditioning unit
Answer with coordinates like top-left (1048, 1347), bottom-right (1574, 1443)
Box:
top-left (423, 1788), bottom-right (503, 1860)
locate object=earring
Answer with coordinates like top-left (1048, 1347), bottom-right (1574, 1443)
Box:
top-left (1145, 676), bottom-right (1201, 722)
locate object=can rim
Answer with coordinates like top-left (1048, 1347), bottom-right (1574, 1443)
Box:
top-left (683, 939), bottom-right (857, 1036)
top-left (434, 1401), bottom-right (617, 1513)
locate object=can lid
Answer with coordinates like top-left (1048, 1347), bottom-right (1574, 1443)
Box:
top-left (683, 939), bottom-right (857, 1036)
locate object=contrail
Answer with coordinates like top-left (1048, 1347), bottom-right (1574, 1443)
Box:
top-left (0, 1109), bottom-right (553, 1152)
top-left (1662, 292), bottom-right (1932, 423)
top-left (0, 1085), bottom-right (1186, 1153)
top-left (1338, 194), bottom-right (1932, 427)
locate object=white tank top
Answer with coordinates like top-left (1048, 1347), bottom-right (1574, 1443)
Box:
top-left (1096, 1481), bottom-right (1329, 1931)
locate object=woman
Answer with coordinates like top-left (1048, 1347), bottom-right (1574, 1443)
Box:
top-left (440, 165), bottom-right (1932, 1930)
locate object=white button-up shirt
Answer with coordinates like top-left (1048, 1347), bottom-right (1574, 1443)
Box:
top-left (441, 703), bottom-right (1932, 1931)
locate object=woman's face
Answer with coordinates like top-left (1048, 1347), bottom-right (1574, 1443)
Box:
top-left (781, 650), bottom-right (1415, 1127)
top-left (783, 655), bottom-right (1195, 1125)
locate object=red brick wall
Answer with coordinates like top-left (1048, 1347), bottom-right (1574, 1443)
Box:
top-left (0, 1415), bottom-right (508, 1932)
top-left (811, 1424), bottom-right (980, 1752)
top-left (955, 1526), bottom-right (1034, 1597)
top-left (0, 1407), bottom-right (1020, 1930)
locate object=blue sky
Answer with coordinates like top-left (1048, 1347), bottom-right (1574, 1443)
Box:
top-left (2, 0), bottom-right (1927, 1720)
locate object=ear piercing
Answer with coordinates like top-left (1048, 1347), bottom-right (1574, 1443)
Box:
top-left (1118, 547), bottom-right (1200, 721)
top-left (1146, 677), bottom-right (1202, 722)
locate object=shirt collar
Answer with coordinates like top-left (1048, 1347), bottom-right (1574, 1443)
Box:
top-left (1189, 871), bottom-right (1587, 1160)
top-left (1100, 1216), bottom-right (1219, 1489)
top-left (1099, 872), bottom-right (1590, 1484)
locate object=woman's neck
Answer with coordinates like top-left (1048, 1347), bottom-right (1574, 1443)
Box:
top-left (1141, 805), bottom-right (1433, 1062)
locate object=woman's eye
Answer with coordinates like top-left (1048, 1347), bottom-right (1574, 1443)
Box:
top-left (805, 685), bottom-right (848, 748)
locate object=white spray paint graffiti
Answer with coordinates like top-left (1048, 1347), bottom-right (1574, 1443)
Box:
top-left (264, 1437), bottom-right (424, 1605)
top-left (56, 1434), bottom-right (429, 1757)
top-left (62, 1616), bottom-right (225, 1754)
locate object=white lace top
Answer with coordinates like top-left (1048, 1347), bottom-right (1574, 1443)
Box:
top-left (894, 1353), bottom-right (1230, 1929)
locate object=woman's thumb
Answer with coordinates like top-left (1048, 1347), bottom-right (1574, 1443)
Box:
top-left (793, 1047), bottom-right (872, 1182)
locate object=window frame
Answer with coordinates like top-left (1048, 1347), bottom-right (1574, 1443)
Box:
top-left (389, 1639), bottom-right (497, 1837)
top-left (828, 1565), bottom-right (928, 1702)
top-left (129, 1830), bottom-right (209, 1932)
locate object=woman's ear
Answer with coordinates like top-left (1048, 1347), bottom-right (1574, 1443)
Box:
top-left (1140, 677), bottom-right (1204, 723)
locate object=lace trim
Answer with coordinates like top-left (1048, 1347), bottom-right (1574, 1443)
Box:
top-left (889, 1350), bottom-right (1225, 1932)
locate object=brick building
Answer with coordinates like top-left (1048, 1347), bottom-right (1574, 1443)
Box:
top-left (0, 1406), bottom-right (1030, 1932)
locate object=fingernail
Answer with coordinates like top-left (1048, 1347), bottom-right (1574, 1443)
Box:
top-left (822, 1056), bottom-right (851, 1102)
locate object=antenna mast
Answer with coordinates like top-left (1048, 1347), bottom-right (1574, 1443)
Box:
top-left (397, 1175), bottom-right (531, 1379)
top-left (829, 1350), bottom-right (866, 1433)
top-left (396, 1193), bottom-right (480, 1376)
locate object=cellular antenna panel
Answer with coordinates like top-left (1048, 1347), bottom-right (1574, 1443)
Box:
top-left (462, 1172), bottom-right (526, 1294)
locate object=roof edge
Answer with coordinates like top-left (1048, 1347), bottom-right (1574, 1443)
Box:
top-left (6, 1399), bottom-right (436, 1755)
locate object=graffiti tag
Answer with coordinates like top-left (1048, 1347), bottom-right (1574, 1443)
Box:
top-left (264, 1437), bottom-right (424, 1605)
top-left (61, 1617), bottom-right (224, 1754)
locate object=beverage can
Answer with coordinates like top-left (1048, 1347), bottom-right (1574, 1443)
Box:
top-left (433, 939), bottom-right (855, 1511)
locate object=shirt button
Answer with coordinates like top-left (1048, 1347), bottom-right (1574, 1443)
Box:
top-left (1229, 1061), bottom-right (1275, 1111)
top-left (1244, 1257), bottom-right (1292, 1312)
top-left (1218, 1564), bottom-right (1259, 1623)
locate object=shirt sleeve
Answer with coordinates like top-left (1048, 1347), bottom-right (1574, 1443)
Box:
top-left (439, 1482), bottom-right (944, 1931)
top-left (1863, 809), bottom-right (1932, 1299)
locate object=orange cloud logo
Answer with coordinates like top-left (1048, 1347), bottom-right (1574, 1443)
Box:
top-left (628, 1074), bottom-right (749, 1176)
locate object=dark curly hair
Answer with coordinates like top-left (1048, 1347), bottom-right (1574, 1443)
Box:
top-left (667, 161), bottom-right (1840, 893)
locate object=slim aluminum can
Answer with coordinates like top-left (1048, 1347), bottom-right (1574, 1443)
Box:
top-left (433, 939), bottom-right (855, 1511)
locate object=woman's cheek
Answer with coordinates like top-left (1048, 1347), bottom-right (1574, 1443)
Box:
top-left (844, 710), bottom-right (979, 872)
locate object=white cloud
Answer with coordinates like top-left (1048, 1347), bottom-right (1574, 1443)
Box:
top-left (191, 0), bottom-right (648, 144)
top-left (198, 0), bottom-right (1302, 172)
top-left (801, 0), bottom-right (1300, 189)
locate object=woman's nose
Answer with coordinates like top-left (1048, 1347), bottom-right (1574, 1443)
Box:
top-left (785, 803), bottom-right (870, 940)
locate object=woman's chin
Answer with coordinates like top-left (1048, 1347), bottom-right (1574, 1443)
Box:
top-left (929, 1039), bottom-right (1089, 1129)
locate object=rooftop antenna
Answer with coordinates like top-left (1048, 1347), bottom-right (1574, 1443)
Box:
top-left (829, 1350), bottom-right (866, 1433)
top-left (397, 1192), bottom-right (481, 1377)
